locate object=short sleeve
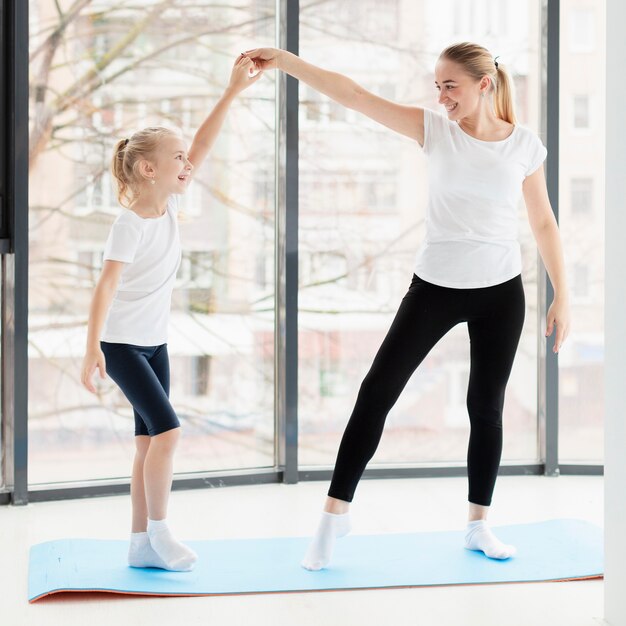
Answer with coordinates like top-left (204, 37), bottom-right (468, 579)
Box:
top-left (421, 108), bottom-right (448, 156)
top-left (525, 133), bottom-right (548, 177)
top-left (103, 217), bottom-right (142, 263)
top-left (422, 108), bottom-right (433, 154)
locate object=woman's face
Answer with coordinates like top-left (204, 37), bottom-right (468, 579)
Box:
top-left (152, 135), bottom-right (194, 194)
top-left (434, 58), bottom-right (487, 120)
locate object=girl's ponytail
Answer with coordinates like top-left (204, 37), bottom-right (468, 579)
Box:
top-left (111, 138), bottom-right (131, 207)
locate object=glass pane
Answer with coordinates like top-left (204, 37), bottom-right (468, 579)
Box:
top-left (28, 1), bottom-right (276, 484)
top-left (558, 0), bottom-right (605, 463)
top-left (298, 0), bottom-right (542, 466)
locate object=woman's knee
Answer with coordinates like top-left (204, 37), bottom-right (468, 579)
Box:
top-left (466, 392), bottom-right (504, 427)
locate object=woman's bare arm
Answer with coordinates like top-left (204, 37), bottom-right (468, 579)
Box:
top-left (246, 48), bottom-right (425, 144)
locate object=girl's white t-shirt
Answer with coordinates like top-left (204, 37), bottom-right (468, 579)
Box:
top-left (100, 194), bottom-right (182, 346)
top-left (413, 108), bottom-right (548, 288)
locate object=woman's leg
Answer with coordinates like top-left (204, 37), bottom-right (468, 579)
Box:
top-left (328, 276), bottom-right (460, 504)
top-left (303, 275), bottom-right (461, 570)
top-left (464, 275), bottom-right (525, 558)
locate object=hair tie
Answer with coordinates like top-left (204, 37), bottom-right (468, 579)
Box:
top-left (124, 138), bottom-right (129, 146)
top-left (494, 56), bottom-right (500, 69)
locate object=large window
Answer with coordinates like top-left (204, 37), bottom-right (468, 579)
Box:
top-left (1, 0), bottom-right (602, 502)
top-left (27, 1), bottom-right (276, 484)
top-left (558, 0), bottom-right (605, 463)
top-left (298, 0), bottom-right (544, 467)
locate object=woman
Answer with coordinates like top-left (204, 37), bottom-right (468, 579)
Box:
top-left (245, 42), bottom-right (570, 570)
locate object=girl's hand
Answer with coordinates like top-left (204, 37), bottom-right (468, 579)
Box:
top-left (546, 297), bottom-right (571, 353)
top-left (244, 47), bottom-right (282, 72)
top-left (81, 348), bottom-right (106, 393)
top-left (227, 54), bottom-right (263, 94)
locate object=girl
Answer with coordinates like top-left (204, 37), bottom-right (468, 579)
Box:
top-left (244, 43), bottom-right (571, 570)
top-left (80, 54), bottom-right (262, 571)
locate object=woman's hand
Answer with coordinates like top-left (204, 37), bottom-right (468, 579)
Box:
top-left (546, 296), bottom-right (571, 353)
top-left (244, 47), bottom-right (282, 72)
top-left (227, 54), bottom-right (263, 94)
top-left (81, 347), bottom-right (106, 394)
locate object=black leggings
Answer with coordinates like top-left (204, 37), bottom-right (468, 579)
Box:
top-left (328, 273), bottom-right (526, 507)
top-left (100, 342), bottom-right (180, 437)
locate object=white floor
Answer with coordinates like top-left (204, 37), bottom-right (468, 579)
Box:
top-left (1, 475), bottom-right (605, 626)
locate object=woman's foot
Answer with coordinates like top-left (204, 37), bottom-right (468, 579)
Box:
top-left (301, 511), bottom-right (352, 571)
top-left (464, 520), bottom-right (516, 559)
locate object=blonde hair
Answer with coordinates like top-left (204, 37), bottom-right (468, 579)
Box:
top-left (439, 42), bottom-right (517, 125)
top-left (111, 126), bottom-right (180, 208)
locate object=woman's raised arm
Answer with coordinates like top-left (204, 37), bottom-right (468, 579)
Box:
top-left (245, 48), bottom-right (425, 144)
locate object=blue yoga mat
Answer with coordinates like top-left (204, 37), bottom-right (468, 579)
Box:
top-left (28, 519), bottom-right (602, 602)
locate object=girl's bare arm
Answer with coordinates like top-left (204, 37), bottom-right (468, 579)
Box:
top-left (81, 260), bottom-right (124, 393)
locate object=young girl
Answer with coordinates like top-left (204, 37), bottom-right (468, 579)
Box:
top-left (244, 43), bottom-right (570, 571)
top-left (80, 54), bottom-right (262, 571)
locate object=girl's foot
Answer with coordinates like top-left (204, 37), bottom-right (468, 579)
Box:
top-left (146, 519), bottom-right (198, 571)
top-left (128, 532), bottom-right (170, 569)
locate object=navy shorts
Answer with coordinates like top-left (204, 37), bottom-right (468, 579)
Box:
top-left (100, 342), bottom-right (180, 437)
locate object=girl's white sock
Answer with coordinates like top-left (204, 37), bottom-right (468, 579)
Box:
top-left (146, 519), bottom-right (198, 571)
top-left (301, 511), bottom-right (352, 571)
top-left (128, 532), bottom-right (170, 569)
top-left (464, 519), bottom-right (516, 559)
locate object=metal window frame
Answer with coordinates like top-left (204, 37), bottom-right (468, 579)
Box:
top-left (1, 0), bottom-right (29, 506)
top-left (0, 0), bottom-right (603, 507)
top-left (539, 0), bottom-right (560, 477)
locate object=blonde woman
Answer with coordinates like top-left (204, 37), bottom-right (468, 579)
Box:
top-left (80, 54), bottom-right (261, 571)
top-left (245, 43), bottom-right (570, 570)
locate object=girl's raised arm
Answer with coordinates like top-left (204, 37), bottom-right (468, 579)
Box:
top-left (187, 55), bottom-right (263, 175)
top-left (245, 48), bottom-right (424, 144)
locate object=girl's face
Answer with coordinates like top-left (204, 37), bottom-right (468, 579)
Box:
top-left (434, 58), bottom-right (489, 120)
top-left (151, 135), bottom-right (194, 193)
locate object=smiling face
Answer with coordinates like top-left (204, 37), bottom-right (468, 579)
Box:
top-left (150, 134), bottom-right (194, 193)
top-left (434, 57), bottom-right (490, 120)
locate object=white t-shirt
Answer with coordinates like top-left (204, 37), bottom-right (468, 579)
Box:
top-left (413, 108), bottom-right (548, 288)
top-left (100, 194), bottom-right (182, 346)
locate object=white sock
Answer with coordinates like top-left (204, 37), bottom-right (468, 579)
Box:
top-left (464, 520), bottom-right (516, 559)
top-left (146, 519), bottom-right (198, 571)
top-left (301, 511), bottom-right (352, 571)
top-left (128, 532), bottom-right (170, 569)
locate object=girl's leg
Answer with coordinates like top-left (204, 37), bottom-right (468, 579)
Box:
top-left (464, 275), bottom-right (525, 559)
top-left (143, 427), bottom-right (180, 521)
top-left (102, 343), bottom-right (195, 570)
top-left (303, 275), bottom-right (461, 570)
top-left (128, 435), bottom-right (174, 569)
top-left (131, 435), bottom-right (150, 532)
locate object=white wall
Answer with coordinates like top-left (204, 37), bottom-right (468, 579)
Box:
top-left (604, 0), bottom-right (626, 623)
